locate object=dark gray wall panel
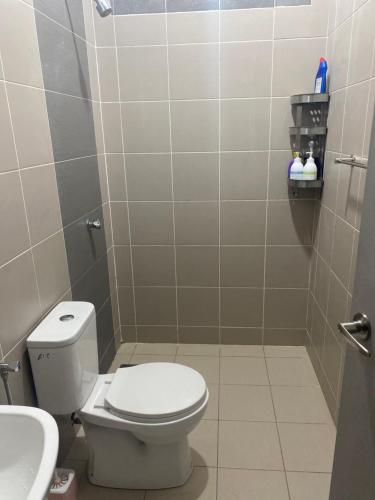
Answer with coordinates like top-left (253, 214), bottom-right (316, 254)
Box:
top-left (114, 0), bottom-right (165, 14)
top-left (55, 156), bottom-right (102, 226)
top-left (34, 0), bottom-right (86, 39)
top-left (167, 0), bottom-right (219, 12)
top-left (46, 92), bottom-right (97, 162)
top-left (97, 298), bottom-right (115, 365)
top-left (35, 12), bottom-right (90, 98)
top-left (99, 338), bottom-right (116, 374)
top-left (63, 207), bottom-right (108, 284)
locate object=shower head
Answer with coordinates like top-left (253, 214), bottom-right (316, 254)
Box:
top-left (95, 0), bottom-right (112, 17)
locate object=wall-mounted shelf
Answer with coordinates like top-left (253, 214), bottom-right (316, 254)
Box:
top-left (290, 93), bottom-right (330, 105)
top-left (288, 179), bottom-right (324, 189)
top-left (289, 126), bottom-right (327, 136)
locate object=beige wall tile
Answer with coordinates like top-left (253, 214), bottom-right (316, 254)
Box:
top-left (220, 8), bottom-right (273, 42)
top-left (275, 0), bottom-right (328, 39)
top-left (97, 48), bottom-right (119, 102)
top-left (168, 11), bottom-right (219, 44)
top-left (101, 103), bottom-right (123, 153)
top-left (348, 0), bottom-right (375, 85)
top-left (0, 82), bottom-right (18, 173)
top-left (115, 13), bottom-right (167, 46)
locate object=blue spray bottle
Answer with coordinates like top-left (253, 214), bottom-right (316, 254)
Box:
top-left (314, 57), bottom-right (328, 94)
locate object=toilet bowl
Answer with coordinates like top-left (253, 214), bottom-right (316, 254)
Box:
top-left (27, 302), bottom-right (208, 490)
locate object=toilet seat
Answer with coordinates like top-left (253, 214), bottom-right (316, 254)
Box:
top-left (105, 363), bottom-right (207, 424)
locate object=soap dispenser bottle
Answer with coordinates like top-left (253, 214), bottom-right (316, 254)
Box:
top-left (289, 153), bottom-right (304, 180)
top-left (303, 153), bottom-right (318, 180)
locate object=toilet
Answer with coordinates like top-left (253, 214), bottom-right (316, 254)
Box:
top-left (27, 302), bottom-right (208, 490)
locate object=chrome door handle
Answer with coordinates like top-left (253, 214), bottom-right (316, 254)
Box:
top-left (338, 313), bottom-right (371, 357)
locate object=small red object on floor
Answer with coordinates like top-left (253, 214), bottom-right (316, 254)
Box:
top-left (48, 468), bottom-right (77, 500)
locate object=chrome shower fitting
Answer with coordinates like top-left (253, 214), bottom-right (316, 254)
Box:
top-left (0, 361), bottom-right (21, 405)
top-left (95, 0), bottom-right (112, 17)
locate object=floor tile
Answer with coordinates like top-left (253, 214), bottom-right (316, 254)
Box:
top-left (219, 385), bottom-right (275, 422)
top-left (108, 353), bottom-right (133, 372)
top-left (79, 472), bottom-right (145, 499)
top-left (117, 342), bottom-right (136, 355)
top-left (264, 345), bottom-right (307, 358)
top-left (220, 357), bottom-right (269, 385)
top-left (217, 469), bottom-right (289, 500)
top-left (218, 421), bottom-right (283, 470)
top-left (220, 345), bottom-right (264, 357)
top-left (145, 467), bottom-right (217, 500)
top-left (177, 344), bottom-right (220, 356)
top-left (204, 384), bottom-right (219, 420)
top-left (66, 427), bottom-right (89, 461)
top-left (278, 423), bottom-right (336, 472)
top-left (176, 356), bottom-right (220, 384)
top-left (287, 472), bottom-right (331, 500)
top-left (190, 420), bottom-right (218, 467)
top-left (266, 357), bottom-right (318, 386)
top-left (134, 343), bottom-right (178, 355)
top-left (272, 386), bottom-right (333, 424)
top-left (131, 354), bottom-right (175, 364)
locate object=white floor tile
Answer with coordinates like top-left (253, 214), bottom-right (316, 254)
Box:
top-left (219, 385), bottom-right (275, 422)
top-left (218, 469), bottom-right (289, 500)
top-left (266, 357), bottom-right (319, 386)
top-left (220, 357), bottom-right (269, 385)
top-left (177, 344), bottom-right (220, 356)
top-left (134, 343), bottom-right (178, 355)
top-left (220, 345), bottom-right (264, 357)
top-left (287, 472), bottom-right (331, 500)
top-left (264, 345), bottom-right (307, 358)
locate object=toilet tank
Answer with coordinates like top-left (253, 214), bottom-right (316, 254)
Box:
top-left (27, 302), bottom-right (99, 415)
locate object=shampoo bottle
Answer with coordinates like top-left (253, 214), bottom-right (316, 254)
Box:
top-left (289, 154), bottom-right (304, 180)
top-left (303, 152), bottom-right (318, 180)
top-left (314, 57), bottom-right (328, 94)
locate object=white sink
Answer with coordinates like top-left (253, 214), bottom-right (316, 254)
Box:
top-left (0, 405), bottom-right (59, 500)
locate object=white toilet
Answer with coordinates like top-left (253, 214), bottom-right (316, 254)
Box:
top-left (27, 302), bottom-right (208, 490)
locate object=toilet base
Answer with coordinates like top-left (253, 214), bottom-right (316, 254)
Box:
top-left (83, 420), bottom-right (193, 490)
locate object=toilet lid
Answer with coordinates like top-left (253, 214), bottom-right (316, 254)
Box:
top-left (105, 363), bottom-right (207, 422)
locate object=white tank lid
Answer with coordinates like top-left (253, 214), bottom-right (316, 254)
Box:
top-left (105, 363), bottom-right (207, 421)
top-left (27, 302), bottom-right (95, 348)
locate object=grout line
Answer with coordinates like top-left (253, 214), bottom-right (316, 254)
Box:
top-left (218, 0), bottom-right (222, 349)
top-left (164, 4), bottom-right (180, 343)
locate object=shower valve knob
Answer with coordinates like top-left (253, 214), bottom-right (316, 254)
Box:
top-left (87, 218), bottom-right (102, 230)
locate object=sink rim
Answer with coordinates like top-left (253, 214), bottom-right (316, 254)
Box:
top-left (0, 405), bottom-right (59, 500)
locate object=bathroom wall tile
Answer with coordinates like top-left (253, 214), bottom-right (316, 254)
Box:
top-left (264, 289), bottom-right (308, 328)
top-left (326, 272), bottom-right (348, 340)
top-left (111, 202), bottom-right (130, 245)
top-left (272, 38), bottom-right (326, 97)
top-left (167, 11), bottom-right (219, 44)
top-left (270, 98), bottom-right (293, 150)
top-left (115, 14), bottom-right (167, 46)
top-left (55, 156), bottom-right (102, 226)
top-left (316, 205), bottom-right (335, 264)
top-left (349, 230), bottom-right (359, 295)
top-left (33, 231), bottom-right (70, 314)
top-left (93, 102), bottom-right (105, 155)
top-left (132, 246), bottom-right (175, 286)
top-left (129, 202), bottom-right (174, 245)
top-left (173, 153), bottom-right (219, 201)
top-left (137, 326), bottom-right (178, 344)
top-left (35, 0), bottom-right (86, 38)
top-left (7, 84), bottom-right (54, 169)
top-left (221, 0), bottom-right (273, 8)
top-left (118, 46), bottom-right (169, 101)
top-left (0, 171), bottom-right (29, 267)
top-left (331, 217), bottom-right (355, 288)
top-left (87, 45), bottom-right (100, 102)
top-left (326, 90), bottom-right (345, 152)
top-left (267, 200), bottom-right (315, 246)
top-left (342, 81), bottom-right (370, 156)
top-left (220, 201), bottom-right (266, 245)
top-left (97, 48), bottom-right (120, 102)
top-left (335, 162), bottom-right (361, 227)
top-left (114, 246), bottom-right (133, 286)
top-left (107, 248), bottom-right (117, 295)
top-left (93, 3), bottom-right (115, 46)
top-left (122, 102), bottom-right (171, 153)
top-left (330, 20), bottom-right (351, 92)
top-left (0, 0), bottom-right (43, 87)
top-left (0, 251), bottom-right (41, 355)
top-left (21, 164), bottom-right (62, 245)
top-left (335, 0), bottom-right (354, 28)
top-left (114, 0), bottom-right (165, 15)
top-left (176, 246), bottom-right (219, 286)
top-left (126, 154), bottom-right (172, 201)
top-left (36, 13), bottom-right (91, 98)
top-left (169, 44), bottom-right (219, 99)
top-left (220, 8), bottom-right (273, 42)
top-left (106, 155), bottom-right (127, 201)
top-left (72, 254), bottom-right (111, 312)
top-left (266, 246), bottom-right (311, 289)
top-left (0, 83), bottom-right (18, 173)
top-left (97, 302), bottom-right (116, 371)
top-left (264, 329), bottom-right (306, 346)
top-left (221, 42), bottom-right (272, 98)
top-left (178, 287), bottom-right (219, 326)
top-left (322, 325), bottom-right (342, 394)
top-left (221, 152), bottom-right (268, 200)
top-left (46, 92), bottom-right (97, 162)
top-left (98, 156), bottom-right (109, 203)
top-left (179, 326), bottom-right (220, 344)
top-left (118, 286), bottom-right (136, 325)
top-left (314, 255), bottom-right (330, 315)
top-left (174, 202), bottom-right (219, 244)
top-left (102, 203), bottom-right (113, 248)
top-left (221, 288), bottom-right (263, 327)
top-left (135, 287), bottom-right (177, 325)
top-left (221, 328), bottom-right (263, 345)
top-left (167, 0), bottom-right (219, 12)
top-left (349, 2), bottom-right (375, 84)
top-left (274, 0), bottom-right (327, 39)
top-left (309, 296), bottom-right (326, 358)
top-left (171, 100), bottom-right (219, 152)
top-left (63, 207), bottom-right (107, 284)
top-left (220, 246), bottom-right (265, 287)
top-left (101, 103), bottom-right (123, 153)
top-left (221, 99), bottom-right (270, 151)
top-left (82, 0), bottom-right (95, 45)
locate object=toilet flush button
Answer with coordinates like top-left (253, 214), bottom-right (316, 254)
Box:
top-left (59, 314), bottom-right (75, 322)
